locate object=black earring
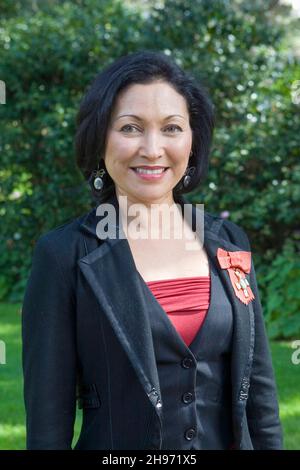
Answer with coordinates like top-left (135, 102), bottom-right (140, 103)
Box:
top-left (182, 151), bottom-right (195, 188)
top-left (183, 167), bottom-right (196, 188)
top-left (92, 162), bottom-right (106, 191)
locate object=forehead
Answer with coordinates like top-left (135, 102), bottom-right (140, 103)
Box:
top-left (112, 81), bottom-right (189, 116)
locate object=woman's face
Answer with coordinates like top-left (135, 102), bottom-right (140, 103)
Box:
top-left (104, 81), bottom-right (193, 206)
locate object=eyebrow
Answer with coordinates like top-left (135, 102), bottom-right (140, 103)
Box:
top-left (114, 114), bottom-right (186, 121)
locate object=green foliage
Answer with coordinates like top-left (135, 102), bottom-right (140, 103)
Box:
top-left (0, 0), bottom-right (143, 301)
top-left (0, 0), bottom-right (299, 337)
top-left (262, 240), bottom-right (300, 339)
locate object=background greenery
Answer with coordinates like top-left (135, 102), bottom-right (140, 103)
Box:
top-left (0, 0), bottom-right (299, 450)
top-left (0, 0), bottom-right (299, 337)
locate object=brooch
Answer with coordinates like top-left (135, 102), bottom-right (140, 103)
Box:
top-left (216, 247), bottom-right (255, 305)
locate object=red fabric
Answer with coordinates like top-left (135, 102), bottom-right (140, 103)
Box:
top-left (146, 276), bottom-right (211, 347)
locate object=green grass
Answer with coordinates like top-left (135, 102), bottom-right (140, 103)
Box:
top-left (270, 341), bottom-right (300, 450)
top-left (0, 303), bottom-right (82, 450)
top-left (0, 302), bottom-right (299, 449)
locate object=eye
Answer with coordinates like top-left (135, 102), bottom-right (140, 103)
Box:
top-left (164, 124), bottom-right (183, 133)
top-left (120, 124), bottom-right (140, 133)
top-left (120, 123), bottom-right (183, 133)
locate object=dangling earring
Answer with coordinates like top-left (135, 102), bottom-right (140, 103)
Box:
top-left (183, 151), bottom-right (196, 189)
top-left (92, 162), bottom-right (106, 191)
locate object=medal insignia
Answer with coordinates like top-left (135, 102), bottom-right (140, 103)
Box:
top-left (216, 247), bottom-right (255, 305)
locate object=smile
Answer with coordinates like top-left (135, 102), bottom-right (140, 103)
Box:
top-left (130, 167), bottom-right (169, 180)
top-left (134, 168), bottom-right (166, 174)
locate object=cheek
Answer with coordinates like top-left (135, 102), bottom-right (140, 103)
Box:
top-left (168, 134), bottom-right (192, 154)
top-left (168, 142), bottom-right (191, 167)
top-left (107, 132), bottom-right (137, 156)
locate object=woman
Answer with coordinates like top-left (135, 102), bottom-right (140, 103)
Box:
top-left (22, 50), bottom-right (283, 450)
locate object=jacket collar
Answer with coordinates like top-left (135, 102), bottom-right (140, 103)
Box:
top-left (77, 190), bottom-right (254, 430)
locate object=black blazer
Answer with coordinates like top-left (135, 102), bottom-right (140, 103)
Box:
top-left (22, 190), bottom-right (283, 450)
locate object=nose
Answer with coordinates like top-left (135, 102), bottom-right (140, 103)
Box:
top-left (140, 129), bottom-right (164, 160)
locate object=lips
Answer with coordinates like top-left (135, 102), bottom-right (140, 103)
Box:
top-left (130, 166), bottom-right (169, 170)
top-left (130, 166), bottom-right (169, 180)
top-left (131, 167), bottom-right (168, 175)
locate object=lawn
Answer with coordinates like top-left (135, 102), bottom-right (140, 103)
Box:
top-left (0, 302), bottom-right (299, 450)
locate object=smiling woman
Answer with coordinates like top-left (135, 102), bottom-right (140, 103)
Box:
top-left (104, 81), bottom-right (193, 208)
top-left (75, 50), bottom-right (214, 206)
top-left (22, 50), bottom-right (283, 451)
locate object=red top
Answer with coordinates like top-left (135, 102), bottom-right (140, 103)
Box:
top-left (146, 276), bottom-right (211, 347)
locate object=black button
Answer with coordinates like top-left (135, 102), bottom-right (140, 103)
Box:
top-left (184, 427), bottom-right (196, 441)
top-left (181, 357), bottom-right (193, 369)
top-left (182, 392), bottom-right (194, 404)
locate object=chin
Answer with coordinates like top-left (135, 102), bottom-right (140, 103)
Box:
top-left (133, 191), bottom-right (172, 204)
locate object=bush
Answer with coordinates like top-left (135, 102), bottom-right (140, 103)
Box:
top-left (261, 239), bottom-right (300, 339)
top-left (0, 0), bottom-right (299, 338)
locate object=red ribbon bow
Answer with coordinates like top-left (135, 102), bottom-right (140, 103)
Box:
top-left (216, 247), bottom-right (255, 305)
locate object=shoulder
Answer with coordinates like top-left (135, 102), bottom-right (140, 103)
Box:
top-left (204, 210), bottom-right (251, 251)
top-left (222, 218), bottom-right (251, 250)
top-left (184, 195), bottom-right (251, 251)
top-left (32, 211), bottom-right (90, 267)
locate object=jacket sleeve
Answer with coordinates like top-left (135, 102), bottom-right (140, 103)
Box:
top-left (245, 255), bottom-right (284, 449)
top-left (22, 234), bottom-right (77, 449)
top-left (225, 220), bottom-right (283, 449)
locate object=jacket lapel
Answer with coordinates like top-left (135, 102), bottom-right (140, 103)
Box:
top-left (78, 191), bottom-right (254, 425)
top-left (78, 191), bottom-right (163, 418)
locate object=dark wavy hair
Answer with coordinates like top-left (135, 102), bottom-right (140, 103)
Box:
top-left (75, 49), bottom-right (214, 203)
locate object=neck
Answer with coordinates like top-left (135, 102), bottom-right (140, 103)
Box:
top-left (116, 191), bottom-right (184, 241)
